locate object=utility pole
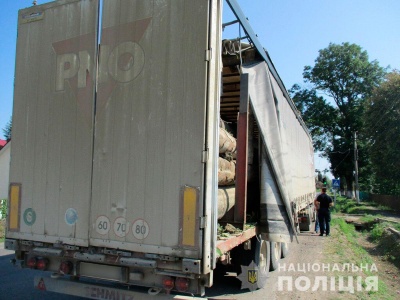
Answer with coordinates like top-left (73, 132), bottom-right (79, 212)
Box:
top-left (353, 132), bottom-right (360, 204)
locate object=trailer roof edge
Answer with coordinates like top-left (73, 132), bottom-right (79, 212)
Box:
top-left (225, 0), bottom-right (312, 141)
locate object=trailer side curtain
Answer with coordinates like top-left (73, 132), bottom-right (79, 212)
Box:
top-left (242, 61), bottom-right (298, 243)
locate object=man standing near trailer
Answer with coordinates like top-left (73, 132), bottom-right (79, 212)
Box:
top-left (314, 187), bottom-right (333, 236)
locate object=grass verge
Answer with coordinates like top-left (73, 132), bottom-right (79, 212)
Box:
top-left (0, 199), bottom-right (6, 242)
top-left (327, 193), bottom-right (400, 299)
top-left (0, 219), bottom-right (5, 243)
top-left (329, 217), bottom-right (392, 299)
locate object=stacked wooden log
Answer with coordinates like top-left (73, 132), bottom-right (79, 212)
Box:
top-left (218, 127), bottom-right (237, 186)
top-left (217, 186), bottom-right (235, 219)
top-left (217, 122), bottom-right (237, 219)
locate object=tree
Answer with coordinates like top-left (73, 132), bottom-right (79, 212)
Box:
top-left (290, 85), bottom-right (337, 151)
top-left (363, 71), bottom-right (400, 195)
top-left (291, 43), bottom-right (386, 197)
top-left (2, 117), bottom-right (12, 141)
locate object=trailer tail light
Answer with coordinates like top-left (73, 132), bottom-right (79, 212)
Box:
top-left (59, 261), bottom-right (73, 275)
top-left (175, 277), bottom-right (189, 292)
top-left (36, 258), bottom-right (49, 270)
top-left (27, 257), bottom-right (37, 269)
top-left (162, 277), bottom-right (174, 293)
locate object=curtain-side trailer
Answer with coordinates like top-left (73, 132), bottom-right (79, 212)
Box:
top-left (5, 0), bottom-right (316, 298)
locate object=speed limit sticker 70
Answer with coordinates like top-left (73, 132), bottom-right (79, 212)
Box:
top-left (114, 217), bottom-right (130, 238)
top-left (132, 219), bottom-right (149, 240)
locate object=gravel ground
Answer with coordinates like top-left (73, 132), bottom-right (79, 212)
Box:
top-left (207, 220), bottom-right (400, 299)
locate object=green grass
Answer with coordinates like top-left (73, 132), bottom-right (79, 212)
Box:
top-left (329, 192), bottom-right (400, 299)
top-left (0, 219), bottom-right (5, 243)
top-left (0, 199), bottom-right (6, 218)
top-left (359, 214), bottom-right (376, 223)
top-left (369, 222), bottom-right (387, 241)
top-left (0, 199), bottom-right (6, 243)
top-left (330, 217), bottom-right (391, 299)
top-left (376, 205), bottom-right (394, 211)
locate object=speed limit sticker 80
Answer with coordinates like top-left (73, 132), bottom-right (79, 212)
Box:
top-left (132, 219), bottom-right (149, 240)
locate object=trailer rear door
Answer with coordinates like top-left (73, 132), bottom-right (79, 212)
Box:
top-left (89, 0), bottom-right (211, 258)
top-left (8, 0), bottom-right (99, 246)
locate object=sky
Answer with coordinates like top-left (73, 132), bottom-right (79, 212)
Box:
top-left (1, 0), bottom-right (399, 175)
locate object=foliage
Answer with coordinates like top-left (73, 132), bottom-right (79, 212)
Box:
top-left (363, 71), bottom-right (400, 195)
top-left (0, 199), bottom-right (7, 219)
top-left (2, 116), bottom-right (12, 141)
top-left (369, 222), bottom-right (387, 241)
top-left (290, 85), bottom-right (337, 151)
top-left (359, 214), bottom-right (379, 223)
top-left (303, 43), bottom-right (386, 112)
top-left (291, 42), bottom-right (387, 192)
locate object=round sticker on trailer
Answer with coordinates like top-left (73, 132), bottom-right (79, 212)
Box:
top-left (132, 219), bottom-right (149, 240)
top-left (113, 217), bottom-right (129, 238)
top-left (95, 215), bottom-right (111, 235)
top-left (23, 208), bottom-right (36, 226)
top-left (65, 208), bottom-right (78, 226)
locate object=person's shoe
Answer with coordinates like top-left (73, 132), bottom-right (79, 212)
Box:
top-left (326, 234), bottom-right (330, 236)
top-left (319, 234), bottom-right (324, 236)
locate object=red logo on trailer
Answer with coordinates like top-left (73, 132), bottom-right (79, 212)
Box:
top-left (52, 18), bottom-right (152, 118)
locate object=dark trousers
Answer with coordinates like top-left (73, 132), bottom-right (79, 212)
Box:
top-left (318, 208), bottom-right (331, 235)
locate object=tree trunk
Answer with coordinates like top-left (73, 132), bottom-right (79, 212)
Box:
top-left (345, 175), bottom-right (354, 199)
top-left (219, 128), bottom-right (237, 155)
top-left (218, 186), bottom-right (236, 219)
top-left (218, 157), bottom-right (236, 186)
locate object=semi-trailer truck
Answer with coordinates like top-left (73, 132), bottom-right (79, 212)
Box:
top-left (5, 0), bottom-right (316, 298)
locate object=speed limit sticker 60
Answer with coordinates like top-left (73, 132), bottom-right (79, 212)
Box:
top-left (95, 216), bottom-right (110, 235)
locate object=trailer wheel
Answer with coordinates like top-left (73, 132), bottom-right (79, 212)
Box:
top-left (299, 219), bottom-right (312, 231)
top-left (255, 237), bottom-right (270, 276)
top-left (281, 242), bottom-right (289, 258)
top-left (269, 241), bottom-right (281, 271)
top-left (299, 208), bottom-right (312, 232)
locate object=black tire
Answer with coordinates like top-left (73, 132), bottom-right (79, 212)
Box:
top-left (281, 242), bottom-right (289, 258)
top-left (299, 209), bottom-right (312, 231)
top-left (270, 241), bottom-right (281, 271)
top-left (299, 220), bottom-right (311, 231)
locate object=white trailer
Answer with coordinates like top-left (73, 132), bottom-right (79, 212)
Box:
top-left (6, 0), bottom-right (315, 298)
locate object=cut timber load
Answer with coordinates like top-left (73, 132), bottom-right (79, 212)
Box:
top-left (217, 186), bottom-right (235, 219)
top-left (219, 127), bottom-right (237, 156)
top-left (218, 157), bottom-right (236, 186)
top-left (218, 126), bottom-right (236, 217)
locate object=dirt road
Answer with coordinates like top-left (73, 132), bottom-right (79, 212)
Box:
top-left (207, 230), bottom-right (334, 299)
top-left (207, 218), bottom-right (399, 300)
